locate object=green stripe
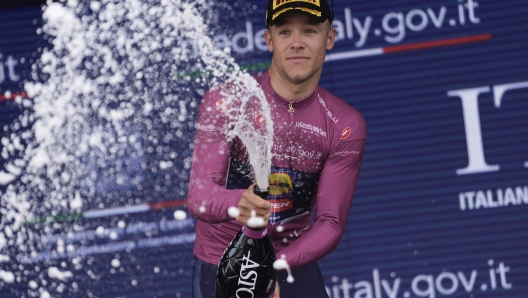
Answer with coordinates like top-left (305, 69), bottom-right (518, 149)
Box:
top-left (173, 61), bottom-right (270, 80)
top-left (23, 212), bottom-right (83, 226)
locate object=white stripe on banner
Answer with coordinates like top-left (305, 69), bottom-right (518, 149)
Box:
top-left (325, 48), bottom-right (384, 62)
top-left (83, 204), bottom-right (150, 218)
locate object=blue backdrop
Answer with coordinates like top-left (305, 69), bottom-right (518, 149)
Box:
top-left (0, 0), bottom-right (527, 297)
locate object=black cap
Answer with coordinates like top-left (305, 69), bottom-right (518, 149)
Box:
top-left (266, 0), bottom-right (333, 27)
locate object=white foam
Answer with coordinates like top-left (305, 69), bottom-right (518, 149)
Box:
top-left (0, 270), bottom-right (15, 283)
top-left (247, 210), bottom-right (265, 228)
top-left (173, 210), bottom-right (187, 221)
top-left (247, 217), bottom-right (265, 228)
top-left (29, 280), bottom-right (38, 289)
top-left (0, 171), bottom-right (15, 185)
top-left (227, 206), bottom-right (239, 219)
top-left (47, 267), bottom-right (73, 281)
top-left (111, 259), bottom-right (120, 268)
top-left (160, 160), bottom-right (173, 170)
top-left (70, 191), bottom-right (83, 210)
top-left (273, 255), bottom-right (294, 284)
top-left (90, 1), bottom-right (101, 12)
top-left (0, 0), bottom-right (267, 293)
top-left (117, 220), bottom-right (126, 228)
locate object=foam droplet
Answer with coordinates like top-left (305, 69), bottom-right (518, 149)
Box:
top-left (0, 270), bottom-right (15, 283)
top-left (273, 257), bottom-right (294, 284)
top-left (273, 259), bottom-right (288, 270)
top-left (227, 206), bottom-right (239, 218)
top-left (89, 1), bottom-right (101, 11)
top-left (109, 231), bottom-right (118, 240)
top-left (199, 206), bottom-right (206, 213)
top-left (95, 226), bottom-right (105, 236)
top-left (47, 267), bottom-right (72, 281)
top-left (111, 259), bottom-right (120, 268)
top-left (247, 216), bottom-right (265, 228)
top-left (173, 210), bottom-right (187, 220)
top-left (29, 280), bottom-right (38, 289)
top-left (276, 225), bottom-right (284, 232)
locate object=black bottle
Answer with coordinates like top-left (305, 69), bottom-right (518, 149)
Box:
top-left (215, 186), bottom-right (277, 298)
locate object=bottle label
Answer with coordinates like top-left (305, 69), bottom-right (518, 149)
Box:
top-left (236, 251), bottom-right (259, 297)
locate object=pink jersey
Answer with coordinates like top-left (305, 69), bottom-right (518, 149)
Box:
top-left (188, 71), bottom-right (366, 269)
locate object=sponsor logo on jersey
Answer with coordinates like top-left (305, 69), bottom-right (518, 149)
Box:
top-left (339, 126), bottom-right (352, 140)
top-left (269, 199), bottom-right (294, 212)
top-left (332, 150), bottom-right (360, 157)
top-left (255, 113), bottom-right (266, 126)
top-left (295, 121), bottom-right (327, 137)
top-left (285, 146), bottom-right (323, 161)
top-left (269, 172), bottom-right (293, 196)
top-left (317, 94), bottom-right (338, 123)
top-left (216, 99), bottom-right (224, 113)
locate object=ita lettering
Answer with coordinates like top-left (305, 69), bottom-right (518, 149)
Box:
top-left (448, 80), bottom-right (528, 175)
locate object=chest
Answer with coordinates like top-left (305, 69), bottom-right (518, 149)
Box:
top-left (270, 100), bottom-right (333, 172)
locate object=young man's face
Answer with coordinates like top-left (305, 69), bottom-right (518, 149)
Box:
top-left (264, 13), bottom-right (336, 86)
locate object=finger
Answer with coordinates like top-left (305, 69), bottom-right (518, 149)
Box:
top-left (245, 193), bottom-right (271, 210)
top-left (241, 185), bottom-right (271, 211)
top-left (236, 215), bottom-right (248, 226)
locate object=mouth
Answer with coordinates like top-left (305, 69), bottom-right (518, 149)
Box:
top-left (287, 56), bottom-right (309, 63)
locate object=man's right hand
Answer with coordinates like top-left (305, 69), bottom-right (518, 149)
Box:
top-left (236, 184), bottom-right (271, 228)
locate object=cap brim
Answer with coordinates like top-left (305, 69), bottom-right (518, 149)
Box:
top-left (268, 7), bottom-right (328, 27)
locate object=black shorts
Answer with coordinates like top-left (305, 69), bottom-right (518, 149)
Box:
top-left (192, 255), bottom-right (329, 298)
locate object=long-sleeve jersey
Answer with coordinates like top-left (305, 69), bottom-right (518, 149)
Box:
top-left (187, 71), bottom-right (366, 269)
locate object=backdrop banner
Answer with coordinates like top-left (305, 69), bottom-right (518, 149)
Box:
top-left (0, 1), bottom-right (527, 297)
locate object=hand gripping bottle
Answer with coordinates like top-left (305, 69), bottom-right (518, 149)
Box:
top-left (215, 186), bottom-right (277, 298)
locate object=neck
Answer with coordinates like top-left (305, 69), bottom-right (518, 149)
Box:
top-left (268, 63), bottom-right (321, 101)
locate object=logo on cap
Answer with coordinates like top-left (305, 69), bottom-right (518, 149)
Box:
top-left (273, 0), bottom-right (321, 10)
top-left (339, 126), bottom-right (352, 140)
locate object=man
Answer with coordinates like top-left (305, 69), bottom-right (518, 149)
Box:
top-left (188, 0), bottom-right (366, 297)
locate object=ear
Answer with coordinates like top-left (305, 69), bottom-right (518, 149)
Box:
top-left (264, 30), bottom-right (274, 52)
top-left (326, 27), bottom-right (337, 51)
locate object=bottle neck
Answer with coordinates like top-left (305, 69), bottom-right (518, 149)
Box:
top-left (253, 186), bottom-right (269, 200)
top-left (242, 226), bottom-right (268, 239)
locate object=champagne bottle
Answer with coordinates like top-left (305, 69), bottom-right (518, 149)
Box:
top-left (215, 186), bottom-right (277, 298)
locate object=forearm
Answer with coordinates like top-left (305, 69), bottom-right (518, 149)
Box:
top-left (187, 177), bottom-right (244, 223)
top-left (277, 216), bottom-right (343, 269)
top-left (279, 140), bottom-right (365, 269)
top-left (187, 140), bottom-right (244, 223)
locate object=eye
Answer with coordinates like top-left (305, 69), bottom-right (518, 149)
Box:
top-left (279, 30), bottom-right (289, 35)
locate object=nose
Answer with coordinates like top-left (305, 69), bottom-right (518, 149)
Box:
top-left (290, 31), bottom-right (305, 50)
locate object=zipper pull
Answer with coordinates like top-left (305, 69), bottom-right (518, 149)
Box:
top-left (288, 100), bottom-right (294, 114)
